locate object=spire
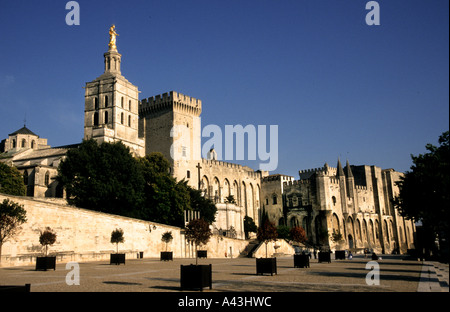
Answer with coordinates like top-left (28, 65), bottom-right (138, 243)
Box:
top-left (345, 159), bottom-right (354, 178)
top-left (336, 158), bottom-right (345, 177)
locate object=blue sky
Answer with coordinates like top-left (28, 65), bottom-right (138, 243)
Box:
top-left (0, 0), bottom-right (448, 177)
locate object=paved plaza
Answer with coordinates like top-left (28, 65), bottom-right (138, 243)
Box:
top-left (0, 255), bottom-right (447, 293)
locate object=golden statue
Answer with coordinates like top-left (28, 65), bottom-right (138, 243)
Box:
top-left (109, 25), bottom-right (119, 51)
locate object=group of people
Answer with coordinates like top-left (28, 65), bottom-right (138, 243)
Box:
top-left (297, 247), bottom-right (383, 261)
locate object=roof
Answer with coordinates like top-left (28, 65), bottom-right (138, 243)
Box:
top-left (8, 126), bottom-right (38, 137)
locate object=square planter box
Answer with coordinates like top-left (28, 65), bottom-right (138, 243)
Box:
top-left (256, 257), bottom-right (277, 276)
top-left (318, 252), bottom-right (331, 263)
top-left (335, 250), bottom-right (346, 260)
top-left (0, 284), bottom-right (31, 292)
top-left (294, 254), bottom-right (310, 268)
top-left (161, 251), bottom-right (173, 261)
top-left (110, 253), bottom-right (126, 265)
top-left (197, 250), bottom-right (207, 259)
top-left (180, 264), bottom-right (212, 291)
top-left (35, 256), bottom-right (56, 271)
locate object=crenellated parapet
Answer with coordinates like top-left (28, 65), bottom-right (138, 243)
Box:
top-left (139, 91), bottom-right (202, 117)
top-left (201, 158), bottom-right (262, 179)
top-left (299, 164), bottom-right (337, 179)
top-left (283, 179), bottom-right (311, 187)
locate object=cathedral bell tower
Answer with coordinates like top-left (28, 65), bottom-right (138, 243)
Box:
top-left (83, 25), bottom-right (144, 156)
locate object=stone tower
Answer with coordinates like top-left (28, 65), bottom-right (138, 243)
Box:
top-left (84, 26), bottom-right (144, 156)
top-left (139, 91), bottom-right (202, 184)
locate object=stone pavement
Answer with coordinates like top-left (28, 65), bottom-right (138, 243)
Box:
top-left (1, 254), bottom-right (446, 293)
top-left (417, 261), bottom-right (449, 292)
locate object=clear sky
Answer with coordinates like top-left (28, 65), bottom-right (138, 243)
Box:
top-left (0, 0), bottom-right (448, 177)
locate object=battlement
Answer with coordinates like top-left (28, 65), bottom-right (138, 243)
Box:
top-left (299, 164), bottom-right (337, 179)
top-left (329, 177), bottom-right (339, 184)
top-left (356, 185), bottom-right (368, 191)
top-left (139, 91), bottom-right (202, 116)
top-left (201, 158), bottom-right (262, 179)
top-left (283, 179), bottom-right (311, 187)
top-left (262, 174), bottom-right (294, 183)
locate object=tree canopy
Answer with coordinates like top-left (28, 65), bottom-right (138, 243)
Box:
top-left (394, 131), bottom-right (449, 260)
top-left (0, 199), bottom-right (27, 262)
top-left (57, 139), bottom-right (145, 217)
top-left (57, 141), bottom-right (217, 228)
top-left (0, 162), bottom-right (26, 196)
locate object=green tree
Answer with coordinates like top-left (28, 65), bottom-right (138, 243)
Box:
top-left (138, 153), bottom-right (191, 226)
top-left (39, 227), bottom-right (57, 256)
top-left (57, 139), bottom-right (145, 217)
top-left (0, 162), bottom-right (26, 196)
top-left (187, 186), bottom-right (217, 224)
top-left (277, 225), bottom-right (291, 240)
top-left (138, 153), bottom-right (216, 226)
top-left (161, 231), bottom-right (173, 251)
top-left (110, 228), bottom-right (125, 254)
top-left (0, 199), bottom-right (27, 262)
top-left (244, 216), bottom-right (257, 239)
top-left (394, 131), bottom-right (449, 261)
top-left (225, 195), bottom-right (236, 204)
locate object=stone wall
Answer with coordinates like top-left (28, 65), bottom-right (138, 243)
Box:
top-left (0, 194), bottom-right (250, 267)
top-left (252, 239), bottom-right (295, 258)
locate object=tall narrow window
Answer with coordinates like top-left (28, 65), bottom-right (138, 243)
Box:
top-left (105, 111), bottom-right (109, 124)
top-left (128, 115), bottom-right (131, 127)
top-left (121, 97), bottom-right (124, 108)
top-left (105, 95), bottom-right (109, 107)
top-left (21, 139), bottom-right (26, 148)
top-left (129, 100), bottom-right (132, 111)
top-left (94, 97), bottom-right (99, 110)
top-left (121, 112), bottom-right (124, 124)
top-left (31, 140), bottom-right (36, 149)
top-left (93, 112), bottom-right (99, 126)
top-left (45, 171), bottom-right (50, 187)
top-left (23, 170), bottom-right (28, 185)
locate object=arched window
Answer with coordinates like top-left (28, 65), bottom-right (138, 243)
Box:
top-left (128, 115), bottom-right (131, 127)
top-left (12, 139), bottom-right (16, 148)
top-left (129, 100), bottom-right (132, 111)
top-left (31, 140), bottom-right (36, 149)
top-left (121, 97), bottom-right (124, 108)
top-left (120, 112), bottom-right (124, 124)
top-left (332, 196), bottom-right (336, 206)
top-left (21, 139), bottom-right (26, 148)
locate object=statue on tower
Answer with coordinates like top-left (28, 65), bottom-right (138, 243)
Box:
top-left (108, 25), bottom-right (119, 51)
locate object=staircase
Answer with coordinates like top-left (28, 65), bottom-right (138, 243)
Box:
top-left (240, 240), bottom-right (260, 258)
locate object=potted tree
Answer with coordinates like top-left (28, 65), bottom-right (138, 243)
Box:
top-left (36, 227), bottom-right (57, 271)
top-left (180, 218), bottom-right (212, 291)
top-left (256, 220), bottom-right (278, 275)
top-left (110, 228), bottom-right (126, 265)
top-left (160, 231), bottom-right (173, 261)
top-left (332, 230), bottom-right (346, 260)
top-left (291, 226), bottom-right (310, 268)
